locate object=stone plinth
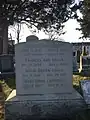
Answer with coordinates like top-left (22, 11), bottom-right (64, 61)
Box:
top-left (5, 90), bottom-right (86, 120)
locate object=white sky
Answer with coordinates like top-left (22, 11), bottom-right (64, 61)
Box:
top-left (61, 19), bottom-right (82, 43)
top-left (9, 7), bottom-right (90, 44)
top-left (9, 19), bottom-right (89, 44)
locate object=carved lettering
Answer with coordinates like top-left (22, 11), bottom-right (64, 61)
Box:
top-left (16, 42), bottom-right (72, 94)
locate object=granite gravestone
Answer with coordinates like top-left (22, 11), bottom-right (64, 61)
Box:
top-left (5, 35), bottom-right (85, 120)
top-left (80, 80), bottom-right (90, 106)
top-left (73, 56), bottom-right (78, 73)
top-left (0, 54), bottom-right (14, 73)
top-left (16, 37), bottom-right (73, 95)
top-left (79, 56), bottom-right (90, 75)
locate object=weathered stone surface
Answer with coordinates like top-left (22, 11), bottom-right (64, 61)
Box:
top-left (26, 35), bottom-right (39, 42)
top-left (80, 80), bottom-right (90, 105)
top-left (5, 94), bottom-right (86, 120)
top-left (15, 39), bottom-right (73, 95)
top-left (5, 89), bottom-right (86, 119)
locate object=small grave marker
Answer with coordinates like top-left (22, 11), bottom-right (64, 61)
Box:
top-left (80, 80), bottom-right (90, 105)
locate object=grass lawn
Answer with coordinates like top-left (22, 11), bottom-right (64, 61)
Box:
top-left (0, 74), bottom-right (90, 120)
top-left (0, 78), bottom-right (16, 100)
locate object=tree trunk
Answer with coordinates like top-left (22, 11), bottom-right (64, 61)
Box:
top-left (0, 19), bottom-right (3, 55)
top-left (0, 18), bottom-right (8, 54)
top-left (0, 35), bottom-right (3, 55)
top-left (3, 21), bottom-right (8, 54)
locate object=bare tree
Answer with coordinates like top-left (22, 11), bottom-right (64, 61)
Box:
top-left (0, 0), bottom-right (81, 47)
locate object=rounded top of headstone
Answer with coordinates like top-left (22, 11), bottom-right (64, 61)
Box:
top-left (26, 35), bottom-right (39, 42)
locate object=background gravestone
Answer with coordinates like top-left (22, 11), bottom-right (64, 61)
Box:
top-left (5, 35), bottom-right (86, 120)
top-left (0, 54), bottom-right (14, 73)
top-left (80, 80), bottom-right (90, 107)
top-left (73, 56), bottom-right (78, 73)
top-left (79, 56), bottom-right (90, 76)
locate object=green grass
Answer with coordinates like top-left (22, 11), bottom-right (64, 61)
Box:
top-left (0, 78), bottom-right (15, 100)
top-left (0, 78), bottom-right (16, 120)
top-left (73, 75), bottom-right (90, 85)
top-left (73, 75), bottom-right (90, 94)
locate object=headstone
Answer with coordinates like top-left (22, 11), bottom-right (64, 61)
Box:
top-left (80, 80), bottom-right (90, 107)
top-left (73, 56), bottom-right (78, 73)
top-left (5, 35), bottom-right (86, 120)
top-left (79, 56), bottom-right (90, 75)
top-left (16, 38), bottom-right (73, 95)
top-left (0, 54), bottom-right (14, 73)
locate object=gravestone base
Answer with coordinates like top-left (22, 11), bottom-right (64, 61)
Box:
top-left (5, 90), bottom-right (86, 120)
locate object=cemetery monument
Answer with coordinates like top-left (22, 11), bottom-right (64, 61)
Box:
top-left (5, 35), bottom-right (86, 120)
